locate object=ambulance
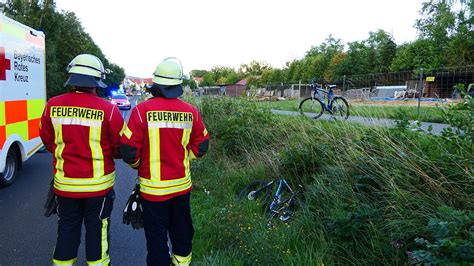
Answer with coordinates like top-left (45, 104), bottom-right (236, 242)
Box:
top-left (0, 14), bottom-right (46, 186)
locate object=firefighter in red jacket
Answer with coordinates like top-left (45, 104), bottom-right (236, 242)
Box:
top-left (121, 57), bottom-right (209, 265)
top-left (40, 54), bottom-right (125, 265)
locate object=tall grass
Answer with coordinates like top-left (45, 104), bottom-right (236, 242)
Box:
top-left (189, 97), bottom-right (473, 265)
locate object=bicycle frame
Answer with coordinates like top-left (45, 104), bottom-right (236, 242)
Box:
top-left (241, 176), bottom-right (302, 225)
top-left (269, 177), bottom-right (295, 212)
top-left (311, 80), bottom-right (335, 111)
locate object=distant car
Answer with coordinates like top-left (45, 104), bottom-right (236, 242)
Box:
top-left (111, 94), bottom-right (131, 110)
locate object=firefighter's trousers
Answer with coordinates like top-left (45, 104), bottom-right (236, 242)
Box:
top-left (142, 193), bottom-right (194, 266)
top-left (53, 190), bottom-right (114, 266)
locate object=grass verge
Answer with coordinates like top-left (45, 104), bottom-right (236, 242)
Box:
top-left (188, 97), bottom-right (473, 265)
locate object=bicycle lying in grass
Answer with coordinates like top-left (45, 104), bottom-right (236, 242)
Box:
top-left (239, 177), bottom-right (303, 226)
top-left (299, 79), bottom-right (349, 119)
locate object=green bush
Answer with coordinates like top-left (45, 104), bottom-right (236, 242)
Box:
top-left (409, 207), bottom-right (474, 264)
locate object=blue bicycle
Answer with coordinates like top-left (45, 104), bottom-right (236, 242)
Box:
top-left (299, 79), bottom-right (349, 119)
top-left (239, 177), bottom-right (303, 225)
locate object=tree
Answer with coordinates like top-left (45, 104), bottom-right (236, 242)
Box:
top-left (390, 40), bottom-right (444, 71)
top-left (366, 30), bottom-right (397, 73)
top-left (414, 0), bottom-right (474, 67)
top-left (190, 70), bottom-right (207, 78)
top-left (201, 72), bottom-right (215, 86)
top-left (239, 61), bottom-right (270, 77)
top-left (1, 0), bottom-right (126, 97)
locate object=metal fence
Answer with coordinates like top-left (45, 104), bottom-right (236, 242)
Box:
top-left (253, 65), bottom-right (474, 100)
top-left (193, 65), bottom-right (474, 101)
top-left (193, 86), bottom-right (245, 97)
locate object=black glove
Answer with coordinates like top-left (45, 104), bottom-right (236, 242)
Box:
top-left (123, 184), bottom-right (143, 229)
top-left (44, 179), bottom-right (57, 217)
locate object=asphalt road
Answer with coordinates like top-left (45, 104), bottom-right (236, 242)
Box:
top-left (0, 96), bottom-right (148, 265)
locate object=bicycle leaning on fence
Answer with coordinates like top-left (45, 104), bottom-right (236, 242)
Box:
top-left (239, 177), bottom-right (303, 226)
top-left (299, 79), bottom-right (350, 119)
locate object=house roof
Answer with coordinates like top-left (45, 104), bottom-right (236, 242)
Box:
top-left (236, 79), bottom-right (247, 86)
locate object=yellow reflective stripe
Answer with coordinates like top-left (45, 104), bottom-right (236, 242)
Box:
top-left (89, 126), bottom-right (104, 178)
top-left (203, 128), bottom-right (208, 136)
top-left (189, 150), bottom-right (197, 160)
top-left (27, 99), bottom-right (46, 120)
top-left (6, 121), bottom-right (28, 140)
top-left (54, 178), bottom-right (114, 193)
top-left (181, 128), bottom-right (191, 177)
top-left (120, 122), bottom-right (132, 139)
top-left (102, 218), bottom-right (109, 264)
top-left (140, 179), bottom-right (192, 196)
top-left (55, 171), bottom-right (115, 185)
top-left (53, 257), bottom-right (77, 266)
top-left (86, 218), bottom-right (110, 265)
top-left (54, 124), bottom-right (65, 178)
top-left (130, 159), bottom-right (140, 168)
top-left (140, 175), bottom-right (190, 187)
top-left (172, 252), bottom-right (192, 266)
top-left (54, 172), bottom-right (115, 193)
top-left (149, 128), bottom-right (160, 182)
top-left (0, 101), bottom-right (4, 126)
top-left (2, 21), bottom-right (26, 39)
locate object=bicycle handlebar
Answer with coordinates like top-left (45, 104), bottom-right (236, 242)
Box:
top-left (311, 79), bottom-right (335, 89)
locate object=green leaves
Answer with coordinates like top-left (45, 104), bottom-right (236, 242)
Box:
top-left (1, 0), bottom-right (126, 98)
top-left (410, 207), bottom-right (474, 264)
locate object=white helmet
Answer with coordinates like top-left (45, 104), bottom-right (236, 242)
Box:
top-left (152, 57), bottom-right (185, 86)
top-left (64, 54), bottom-right (108, 88)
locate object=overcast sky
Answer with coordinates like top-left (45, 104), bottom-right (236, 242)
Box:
top-left (55, 0), bottom-right (425, 78)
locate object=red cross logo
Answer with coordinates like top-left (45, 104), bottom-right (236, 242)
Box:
top-left (0, 47), bottom-right (11, 80)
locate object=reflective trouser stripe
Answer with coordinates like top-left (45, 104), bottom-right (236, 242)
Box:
top-left (181, 128), bottom-right (191, 178)
top-left (149, 128), bottom-right (161, 182)
top-left (53, 124), bottom-right (65, 178)
top-left (86, 218), bottom-right (110, 266)
top-left (53, 257), bottom-right (77, 266)
top-left (54, 172), bottom-right (115, 193)
top-left (172, 252), bottom-right (192, 266)
top-left (89, 126), bottom-right (104, 178)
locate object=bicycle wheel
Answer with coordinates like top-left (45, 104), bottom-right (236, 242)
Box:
top-left (238, 180), bottom-right (271, 201)
top-left (299, 97), bottom-right (324, 119)
top-left (329, 96), bottom-right (349, 119)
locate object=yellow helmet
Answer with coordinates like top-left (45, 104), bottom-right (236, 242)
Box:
top-left (64, 54), bottom-right (108, 88)
top-left (152, 57), bottom-right (185, 86)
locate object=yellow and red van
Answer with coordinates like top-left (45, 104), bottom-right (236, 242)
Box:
top-left (0, 14), bottom-right (46, 186)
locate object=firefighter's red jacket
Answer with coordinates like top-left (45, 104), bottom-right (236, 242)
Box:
top-left (40, 91), bottom-right (125, 198)
top-left (120, 97), bottom-right (209, 202)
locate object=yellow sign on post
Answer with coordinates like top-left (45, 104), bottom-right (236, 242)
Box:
top-left (426, 76), bottom-right (435, 82)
